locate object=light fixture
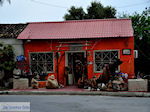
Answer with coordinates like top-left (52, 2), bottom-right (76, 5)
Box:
top-left (27, 39), bottom-right (31, 42)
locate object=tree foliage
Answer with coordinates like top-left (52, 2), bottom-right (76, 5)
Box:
top-left (0, 43), bottom-right (15, 87)
top-left (133, 8), bottom-right (150, 74)
top-left (120, 7), bottom-right (150, 74)
top-left (64, 1), bottom-right (116, 20)
top-left (64, 6), bottom-right (86, 20)
top-left (0, 0), bottom-right (10, 5)
top-left (0, 43), bottom-right (15, 71)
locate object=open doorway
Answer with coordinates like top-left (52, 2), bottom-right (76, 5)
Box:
top-left (65, 51), bottom-right (87, 85)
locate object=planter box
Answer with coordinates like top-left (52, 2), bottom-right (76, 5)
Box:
top-left (128, 79), bottom-right (148, 92)
top-left (38, 81), bottom-right (46, 88)
top-left (13, 78), bottom-right (29, 89)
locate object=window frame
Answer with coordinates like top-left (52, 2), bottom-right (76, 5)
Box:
top-left (94, 49), bottom-right (120, 73)
top-left (29, 52), bottom-right (54, 74)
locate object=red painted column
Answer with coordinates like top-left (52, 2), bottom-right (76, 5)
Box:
top-left (87, 50), bottom-right (94, 79)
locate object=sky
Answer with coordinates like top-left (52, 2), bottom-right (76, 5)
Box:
top-left (0, 0), bottom-right (149, 23)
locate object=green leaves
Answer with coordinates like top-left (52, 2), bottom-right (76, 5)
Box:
top-left (131, 7), bottom-right (150, 73)
top-left (0, 0), bottom-right (11, 5)
top-left (64, 6), bottom-right (85, 20)
top-left (104, 6), bottom-right (116, 18)
top-left (87, 1), bottom-right (105, 19)
top-left (64, 1), bottom-right (116, 20)
top-left (0, 43), bottom-right (15, 71)
top-left (131, 7), bottom-right (150, 41)
top-left (113, 7), bottom-right (150, 73)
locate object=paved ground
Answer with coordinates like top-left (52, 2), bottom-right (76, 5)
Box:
top-left (0, 95), bottom-right (150, 112)
top-left (1, 90), bottom-right (150, 97)
top-left (1, 86), bottom-right (150, 97)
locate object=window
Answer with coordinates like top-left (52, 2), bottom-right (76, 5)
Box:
top-left (94, 50), bottom-right (119, 72)
top-left (30, 52), bottom-right (54, 74)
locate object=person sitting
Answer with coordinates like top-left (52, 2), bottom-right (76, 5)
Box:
top-left (89, 76), bottom-right (98, 90)
top-left (31, 78), bottom-right (39, 89)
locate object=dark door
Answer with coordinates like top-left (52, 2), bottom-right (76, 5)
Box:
top-left (67, 52), bottom-right (87, 84)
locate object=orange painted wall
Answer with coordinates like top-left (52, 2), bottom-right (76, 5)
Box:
top-left (86, 37), bottom-right (134, 79)
top-left (24, 37), bottom-right (134, 85)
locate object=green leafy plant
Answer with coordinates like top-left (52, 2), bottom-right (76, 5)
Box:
top-left (119, 7), bottom-right (150, 74)
top-left (0, 43), bottom-right (15, 71)
top-left (64, 1), bottom-right (116, 20)
top-left (0, 43), bottom-right (15, 88)
top-left (0, 0), bottom-right (10, 5)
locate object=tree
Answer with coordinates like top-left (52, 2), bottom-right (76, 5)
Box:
top-left (0, 43), bottom-right (15, 87)
top-left (64, 6), bottom-right (86, 20)
top-left (64, 1), bottom-right (116, 20)
top-left (86, 2), bottom-right (116, 19)
top-left (0, 0), bottom-right (10, 5)
top-left (133, 8), bottom-right (150, 75)
top-left (86, 1), bottom-right (105, 19)
top-left (104, 6), bottom-right (116, 18)
top-left (119, 7), bottom-right (150, 74)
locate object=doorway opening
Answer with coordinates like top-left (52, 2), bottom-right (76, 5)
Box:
top-left (65, 51), bottom-right (87, 85)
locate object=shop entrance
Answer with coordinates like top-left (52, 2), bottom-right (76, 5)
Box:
top-left (65, 51), bottom-right (87, 85)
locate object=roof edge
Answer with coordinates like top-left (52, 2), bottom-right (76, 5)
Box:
top-left (28, 18), bottom-right (131, 24)
top-left (17, 36), bottom-right (133, 40)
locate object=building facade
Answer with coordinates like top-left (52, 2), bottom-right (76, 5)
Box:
top-left (18, 19), bottom-right (134, 85)
top-left (0, 24), bottom-right (27, 59)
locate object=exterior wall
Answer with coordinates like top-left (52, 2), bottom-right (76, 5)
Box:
top-left (23, 37), bottom-right (134, 85)
top-left (87, 37), bottom-right (134, 79)
top-left (0, 38), bottom-right (24, 60)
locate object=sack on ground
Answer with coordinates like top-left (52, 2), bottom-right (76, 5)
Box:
top-left (46, 75), bottom-right (59, 89)
top-left (31, 78), bottom-right (38, 89)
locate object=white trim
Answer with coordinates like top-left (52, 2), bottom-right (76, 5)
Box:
top-left (93, 49), bottom-right (120, 73)
top-left (65, 51), bottom-right (86, 67)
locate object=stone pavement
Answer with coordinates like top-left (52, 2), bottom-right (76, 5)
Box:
top-left (0, 86), bottom-right (150, 97)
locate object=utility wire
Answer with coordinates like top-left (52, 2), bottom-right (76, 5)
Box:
top-left (31, 0), bottom-right (68, 9)
top-left (30, 0), bottom-right (149, 9)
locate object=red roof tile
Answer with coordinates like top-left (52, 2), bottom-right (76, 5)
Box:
top-left (17, 19), bottom-right (133, 39)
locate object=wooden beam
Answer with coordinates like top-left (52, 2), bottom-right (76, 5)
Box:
top-left (56, 44), bottom-right (91, 47)
top-left (52, 49), bottom-right (92, 52)
top-left (58, 41), bottom-right (91, 44)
